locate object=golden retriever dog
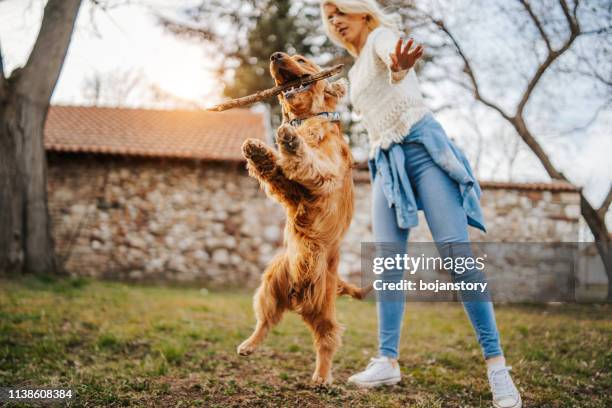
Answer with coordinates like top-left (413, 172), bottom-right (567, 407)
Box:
top-left (238, 52), bottom-right (368, 385)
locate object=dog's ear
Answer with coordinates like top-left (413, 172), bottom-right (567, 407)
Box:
top-left (324, 79), bottom-right (347, 100)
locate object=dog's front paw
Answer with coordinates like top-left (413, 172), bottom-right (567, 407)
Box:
top-left (277, 124), bottom-right (300, 155)
top-left (237, 339), bottom-right (257, 356)
top-left (242, 139), bottom-right (270, 161)
top-left (242, 139), bottom-right (276, 175)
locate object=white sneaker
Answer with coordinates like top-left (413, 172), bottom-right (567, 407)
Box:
top-left (347, 356), bottom-right (401, 388)
top-left (488, 366), bottom-right (522, 408)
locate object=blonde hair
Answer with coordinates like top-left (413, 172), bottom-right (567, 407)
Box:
top-left (321, 0), bottom-right (402, 57)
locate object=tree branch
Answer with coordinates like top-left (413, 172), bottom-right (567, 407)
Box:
top-left (598, 185), bottom-right (612, 219)
top-left (559, 61), bottom-right (612, 88)
top-left (555, 97), bottom-right (612, 136)
top-left (156, 15), bottom-right (217, 42)
top-left (572, 0), bottom-right (580, 19)
top-left (430, 17), bottom-right (513, 122)
top-left (15, 0), bottom-right (83, 105)
top-left (581, 25), bottom-right (612, 36)
top-left (510, 116), bottom-right (566, 180)
top-left (517, 0), bottom-right (552, 52)
top-left (515, 27), bottom-right (579, 116)
top-left (421, 5), bottom-right (573, 181)
top-left (558, 0), bottom-right (579, 32)
top-left (514, 0), bottom-right (584, 116)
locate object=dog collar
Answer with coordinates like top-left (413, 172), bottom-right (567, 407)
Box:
top-left (288, 111), bottom-right (341, 128)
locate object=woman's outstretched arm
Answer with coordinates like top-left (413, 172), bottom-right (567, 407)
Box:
top-left (373, 28), bottom-right (424, 84)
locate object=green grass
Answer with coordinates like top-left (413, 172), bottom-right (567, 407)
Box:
top-left (0, 276), bottom-right (610, 407)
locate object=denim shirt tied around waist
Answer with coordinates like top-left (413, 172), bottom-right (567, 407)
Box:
top-left (367, 113), bottom-right (487, 233)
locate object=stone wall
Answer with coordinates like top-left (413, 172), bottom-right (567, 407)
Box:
top-left (48, 154), bottom-right (284, 287)
top-left (339, 174), bottom-right (581, 282)
top-left (47, 153), bottom-right (581, 287)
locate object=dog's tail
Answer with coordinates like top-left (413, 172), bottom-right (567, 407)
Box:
top-left (337, 279), bottom-right (372, 300)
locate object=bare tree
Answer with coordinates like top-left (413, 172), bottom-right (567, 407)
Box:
top-left (82, 73), bottom-right (103, 105)
top-left (82, 69), bottom-right (145, 106)
top-left (398, 0), bottom-right (612, 298)
top-left (499, 127), bottom-right (522, 182)
top-left (81, 69), bottom-right (206, 109)
top-left (146, 83), bottom-right (204, 110)
top-left (0, 0), bottom-right (83, 275)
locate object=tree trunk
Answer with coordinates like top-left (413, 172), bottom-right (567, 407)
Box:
top-left (0, 0), bottom-right (82, 276)
top-left (512, 118), bottom-right (612, 301)
top-left (0, 102), bottom-right (25, 275)
top-left (580, 195), bottom-right (612, 301)
top-left (0, 94), bottom-right (56, 275)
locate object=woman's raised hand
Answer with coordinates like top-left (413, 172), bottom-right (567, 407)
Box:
top-left (389, 38), bottom-right (424, 72)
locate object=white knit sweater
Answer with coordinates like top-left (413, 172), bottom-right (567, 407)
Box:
top-left (348, 26), bottom-right (431, 158)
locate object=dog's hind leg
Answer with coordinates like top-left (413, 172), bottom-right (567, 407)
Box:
top-left (301, 288), bottom-right (342, 385)
top-left (237, 255), bottom-right (289, 356)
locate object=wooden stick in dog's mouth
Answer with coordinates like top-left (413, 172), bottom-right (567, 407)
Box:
top-left (206, 64), bottom-right (344, 112)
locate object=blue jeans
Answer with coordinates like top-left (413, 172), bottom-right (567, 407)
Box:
top-left (372, 138), bottom-right (503, 360)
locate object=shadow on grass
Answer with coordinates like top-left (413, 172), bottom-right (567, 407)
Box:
top-left (0, 273), bottom-right (90, 296)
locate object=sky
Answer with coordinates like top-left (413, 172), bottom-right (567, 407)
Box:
top-left (0, 0), bottom-right (610, 209)
top-left (0, 0), bottom-right (223, 106)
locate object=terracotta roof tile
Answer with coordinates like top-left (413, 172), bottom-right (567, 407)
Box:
top-left (477, 180), bottom-right (580, 192)
top-left (352, 170), bottom-right (580, 192)
top-left (44, 105), bottom-right (267, 161)
top-left (44, 106), bottom-right (580, 193)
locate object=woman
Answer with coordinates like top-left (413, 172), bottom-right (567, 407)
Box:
top-left (320, 1), bottom-right (521, 407)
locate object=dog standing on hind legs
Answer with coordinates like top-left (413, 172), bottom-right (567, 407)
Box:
top-left (237, 52), bottom-right (370, 385)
